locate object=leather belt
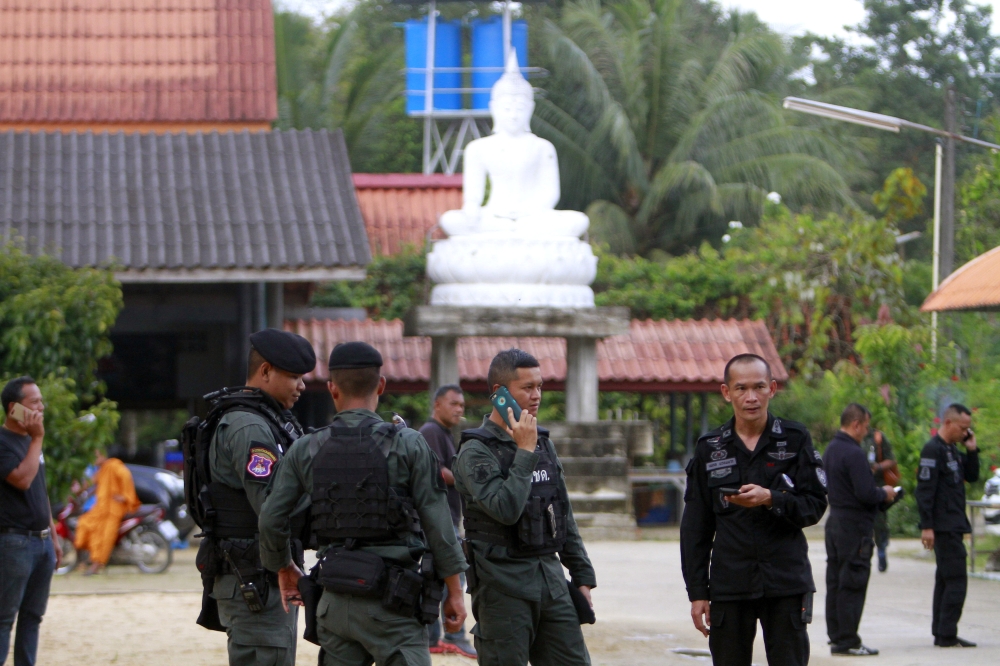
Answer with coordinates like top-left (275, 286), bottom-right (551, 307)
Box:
top-left (0, 527), bottom-right (50, 539)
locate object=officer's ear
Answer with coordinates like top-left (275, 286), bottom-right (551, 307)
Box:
top-left (491, 383), bottom-right (501, 394)
top-left (720, 382), bottom-right (732, 403)
top-left (256, 361), bottom-right (273, 383)
top-left (376, 376), bottom-right (386, 396)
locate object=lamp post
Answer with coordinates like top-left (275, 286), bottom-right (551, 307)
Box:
top-left (782, 97), bottom-right (1000, 358)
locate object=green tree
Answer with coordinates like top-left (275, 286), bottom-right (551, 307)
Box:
top-left (0, 247), bottom-right (123, 501)
top-left (957, 139), bottom-right (1000, 263)
top-left (312, 245), bottom-right (429, 320)
top-left (535, 0), bottom-right (853, 255)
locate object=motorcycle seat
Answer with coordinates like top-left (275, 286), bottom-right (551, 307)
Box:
top-left (125, 504), bottom-right (161, 520)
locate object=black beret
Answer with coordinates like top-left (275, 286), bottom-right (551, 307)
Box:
top-left (328, 341), bottom-right (383, 370)
top-left (249, 329), bottom-right (317, 375)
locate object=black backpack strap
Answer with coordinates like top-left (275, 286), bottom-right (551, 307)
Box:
top-left (459, 427), bottom-right (495, 448)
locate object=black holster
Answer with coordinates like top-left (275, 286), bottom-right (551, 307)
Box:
top-left (461, 539), bottom-right (479, 591)
top-left (195, 538), bottom-right (225, 632)
top-left (416, 554), bottom-right (444, 625)
top-left (298, 567), bottom-right (323, 646)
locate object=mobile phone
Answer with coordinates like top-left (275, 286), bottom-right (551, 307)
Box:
top-left (489, 387), bottom-right (522, 428)
top-left (9, 403), bottom-right (28, 423)
top-left (720, 487), bottom-right (742, 496)
top-left (964, 429), bottom-right (974, 442)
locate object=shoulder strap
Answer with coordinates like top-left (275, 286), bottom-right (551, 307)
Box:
top-left (311, 417), bottom-right (397, 459)
top-left (459, 427), bottom-right (495, 448)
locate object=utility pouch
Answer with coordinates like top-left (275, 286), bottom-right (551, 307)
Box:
top-left (461, 538), bottom-right (479, 591)
top-left (801, 592), bottom-right (814, 624)
top-left (382, 566), bottom-right (424, 616)
top-left (195, 537), bottom-right (221, 580)
top-left (195, 538), bottom-right (226, 632)
top-left (416, 554), bottom-right (444, 625)
top-left (298, 568), bottom-right (323, 646)
top-left (318, 548), bottom-right (387, 597)
top-left (518, 496), bottom-right (546, 547)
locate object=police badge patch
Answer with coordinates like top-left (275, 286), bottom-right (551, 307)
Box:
top-left (711, 450), bottom-right (729, 460)
top-left (816, 468), bottom-right (827, 488)
top-left (246, 445), bottom-right (278, 480)
top-left (473, 463), bottom-right (493, 483)
top-left (919, 465), bottom-right (932, 480)
top-left (767, 449), bottom-right (797, 461)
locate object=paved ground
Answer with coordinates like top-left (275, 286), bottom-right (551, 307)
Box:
top-left (30, 532), bottom-right (999, 666)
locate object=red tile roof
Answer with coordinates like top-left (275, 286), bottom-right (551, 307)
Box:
top-left (286, 317), bottom-right (788, 392)
top-left (353, 173), bottom-right (462, 255)
top-left (0, 0), bottom-right (277, 124)
top-left (921, 245), bottom-right (1000, 312)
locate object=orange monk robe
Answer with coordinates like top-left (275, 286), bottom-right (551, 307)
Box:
top-left (74, 458), bottom-right (141, 565)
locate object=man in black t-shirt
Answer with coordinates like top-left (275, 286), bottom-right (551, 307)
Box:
top-left (419, 384), bottom-right (476, 658)
top-left (0, 376), bottom-right (61, 666)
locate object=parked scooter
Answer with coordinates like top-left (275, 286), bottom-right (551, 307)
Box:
top-left (982, 466), bottom-right (1000, 529)
top-left (53, 491), bottom-right (174, 574)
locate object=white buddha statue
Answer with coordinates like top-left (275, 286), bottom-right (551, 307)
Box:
top-left (439, 51), bottom-right (589, 239)
top-left (426, 50), bottom-right (597, 307)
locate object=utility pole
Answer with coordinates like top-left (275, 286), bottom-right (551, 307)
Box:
top-left (940, 85), bottom-right (957, 279)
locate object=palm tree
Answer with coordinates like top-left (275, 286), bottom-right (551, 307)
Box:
top-left (534, 0), bottom-right (855, 255)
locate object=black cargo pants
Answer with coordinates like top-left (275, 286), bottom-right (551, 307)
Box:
top-left (708, 595), bottom-right (809, 666)
top-left (932, 531), bottom-right (968, 640)
top-left (824, 517), bottom-right (874, 650)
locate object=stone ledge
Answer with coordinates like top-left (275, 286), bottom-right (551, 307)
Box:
top-left (404, 305), bottom-right (630, 338)
top-left (574, 512), bottom-right (637, 541)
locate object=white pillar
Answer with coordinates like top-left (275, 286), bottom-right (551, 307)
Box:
top-left (565, 337), bottom-right (598, 422)
top-left (430, 336), bottom-right (459, 395)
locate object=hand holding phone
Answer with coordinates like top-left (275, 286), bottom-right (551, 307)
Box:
top-left (489, 387), bottom-right (522, 428)
top-left (720, 487), bottom-right (742, 496)
top-left (490, 387), bottom-right (535, 452)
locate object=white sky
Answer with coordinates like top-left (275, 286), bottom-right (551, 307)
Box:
top-left (277, 0), bottom-right (1000, 39)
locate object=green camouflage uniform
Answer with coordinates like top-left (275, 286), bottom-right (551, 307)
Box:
top-left (210, 409), bottom-right (297, 666)
top-left (259, 409), bottom-right (466, 666)
top-left (453, 417), bottom-right (596, 666)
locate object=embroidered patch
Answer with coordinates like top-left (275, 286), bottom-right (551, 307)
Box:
top-left (816, 468), bottom-right (827, 488)
top-left (722, 429), bottom-right (732, 439)
top-left (776, 440), bottom-right (787, 447)
top-left (772, 419), bottom-right (783, 434)
top-left (919, 466), bottom-right (931, 480)
top-left (767, 449), bottom-right (797, 462)
top-left (813, 450), bottom-right (822, 462)
top-left (711, 450), bottom-right (729, 461)
top-left (707, 436), bottom-right (721, 444)
top-left (473, 463), bottom-right (493, 484)
top-left (782, 473), bottom-right (795, 489)
top-left (947, 460), bottom-right (959, 471)
top-left (246, 447), bottom-right (277, 479)
top-left (706, 458), bottom-right (738, 471)
top-left (710, 469), bottom-right (732, 479)
top-left (919, 458), bottom-right (936, 468)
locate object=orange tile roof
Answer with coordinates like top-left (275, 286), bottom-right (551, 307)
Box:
top-left (286, 317), bottom-right (787, 392)
top-left (353, 173), bottom-right (462, 255)
top-left (922, 245), bottom-right (1000, 312)
top-left (0, 0), bottom-right (277, 124)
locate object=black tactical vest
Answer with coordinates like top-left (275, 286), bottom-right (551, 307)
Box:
top-left (310, 419), bottom-right (421, 545)
top-left (193, 388), bottom-right (304, 540)
top-left (461, 427), bottom-right (568, 557)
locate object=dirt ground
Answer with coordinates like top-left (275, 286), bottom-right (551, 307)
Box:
top-left (31, 534), bottom-right (1000, 666)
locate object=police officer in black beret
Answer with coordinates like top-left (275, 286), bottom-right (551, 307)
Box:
top-left (681, 354), bottom-right (828, 666)
top-left (196, 329), bottom-right (316, 666)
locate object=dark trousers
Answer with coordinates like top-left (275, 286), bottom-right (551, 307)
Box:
top-left (932, 531), bottom-right (967, 640)
top-left (0, 533), bottom-right (55, 666)
top-left (708, 595), bottom-right (809, 666)
top-left (824, 518), bottom-right (874, 650)
top-left (873, 510), bottom-right (889, 554)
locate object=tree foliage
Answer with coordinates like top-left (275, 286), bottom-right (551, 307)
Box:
top-left (957, 140), bottom-right (1000, 263)
top-left (312, 246), bottom-right (429, 321)
top-left (0, 247), bottom-right (123, 501)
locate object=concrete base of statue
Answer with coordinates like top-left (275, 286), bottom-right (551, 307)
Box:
top-left (426, 235), bottom-right (598, 307)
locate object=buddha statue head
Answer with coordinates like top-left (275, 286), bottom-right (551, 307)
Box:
top-left (489, 49), bottom-right (534, 135)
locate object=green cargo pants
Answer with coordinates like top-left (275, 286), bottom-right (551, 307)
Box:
top-left (214, 573), bottom-right (298, 666)
top-left (470, 578), bottom-right (591, 666)
top-left (317, 590), bottom-right (430, 666)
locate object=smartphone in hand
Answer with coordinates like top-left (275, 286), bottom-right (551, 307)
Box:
top-left (489, 387), bottom-right (522, 428)
top-left (9, 403), bottom-right (28, 423)
top-left (720, 487), bottom-right (742, 496)
top-left (964, 429), bottom-right (974, 443)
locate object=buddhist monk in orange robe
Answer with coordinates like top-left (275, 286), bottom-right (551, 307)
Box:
top-left (74, 453), bottom-right (140, 574)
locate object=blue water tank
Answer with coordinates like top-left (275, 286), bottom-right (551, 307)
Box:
top-left (471, 18), bottom-right (528, 110)
top-left (404, 18), bottom-right (462, 114)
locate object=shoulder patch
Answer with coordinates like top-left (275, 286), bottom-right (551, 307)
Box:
top-left (772, 419), bottom-right (783, 434)
top-left (919, 458), bottom-right (936, 468)
top-left (246, 443), bottom-right (279, 480)
top-left (473, 463), bottom-right (494, 484)
top-left (919, 466), bottom-right (931, 481)
top-left (816, 467), bottom-right (827, 488)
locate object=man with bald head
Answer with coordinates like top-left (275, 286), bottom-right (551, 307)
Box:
top-left (916, 403), bottom-right (980, 648)
top-left (681, 353), bottom-right (828, 666)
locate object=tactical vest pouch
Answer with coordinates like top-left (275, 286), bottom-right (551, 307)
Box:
top-left (195, 539), bottom-right (225, 632)
top-left (317, 548), bottom-right (387, 597)
top-left (517, 496), bottom-right (566, 549)
top-left (382, 566), bottom-right (424, 616)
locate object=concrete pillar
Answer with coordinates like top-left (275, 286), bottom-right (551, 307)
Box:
top-left (565, 337), bottom-right (598, 422)
top-left (266, 283), bottom-right (284, 329)
top-left (430, 336), bottom-right (459, 395)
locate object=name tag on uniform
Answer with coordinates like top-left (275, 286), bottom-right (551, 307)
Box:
top-left (706, 458), bottom-right (738, 471)
top-left (919, 458), bottom-right (936, 468)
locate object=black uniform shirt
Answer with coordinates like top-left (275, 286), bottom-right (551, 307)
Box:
top-left (0, 427), bottom-right (51, 531)
top-left (915, 435), bottom-right (979, 533)
top-left (419, 420), bottom-right (463, 526)
top-left (823, 431), bottom-right (886, 531)
top-left (680, 414), bottom-right (828, 602)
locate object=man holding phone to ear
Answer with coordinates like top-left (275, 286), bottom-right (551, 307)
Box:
top-left (453, 348), bottom-right (596, 666)
top-left (1, 376), bottom-right (61, 666)
top-left (681, 354), bottom-right (827, 666)
top-left (915, 403), bottom-right (979, 648)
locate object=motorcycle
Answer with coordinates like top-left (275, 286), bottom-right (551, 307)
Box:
top-left (982, 466), bottom-right (1000, 532)
top-left (53, 491), bottom-right (174, 575)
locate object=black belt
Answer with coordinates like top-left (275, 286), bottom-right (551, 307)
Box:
top-left (0, 527), bottom-right (50, 539)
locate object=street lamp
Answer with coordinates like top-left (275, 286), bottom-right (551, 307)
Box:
top-left (782, 96), bottom-right (1000, 357)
